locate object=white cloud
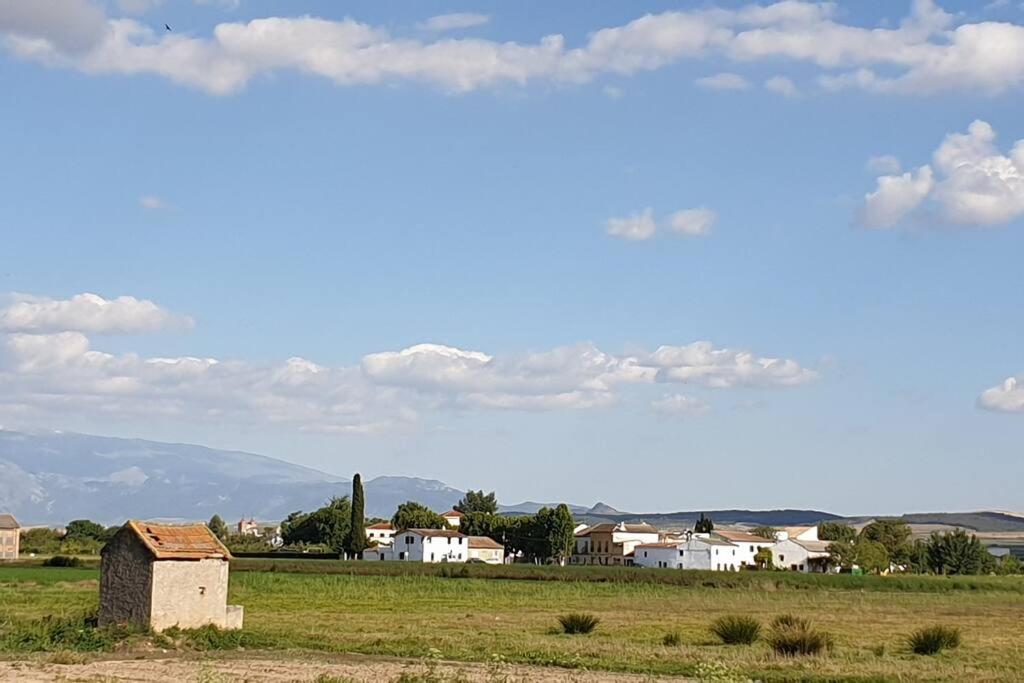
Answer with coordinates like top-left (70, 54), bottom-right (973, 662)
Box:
top-left (695, 72), bottom-right (751, 91)
top-left (139, 195), bottom-right (166, 209)
top-left (0, 293), bottom-right (818, 431)
top-left (667, 208), bottom-right (716, 236)
top-left (861, 165), bottom-right (934, 228)
top-left (860, 120), bottom-right (1024, 228)
top-left (4, 1), bottom-right (1024, 96)
top-left (644, 341), bottom-right (818, 388)
top-left (0, 293), bottom-right (193, 334)
top-left (417, 13), bottom-right (490, 33)
top-left (764, 75), bottom-right (799, 97)
top-left (651, 393), bottom-right (710, 417)
top-left (607, 208), bottom-right (657, 241)
top-left (866, 154), bottom-right (902, 175)
top-left (978, 376), bottom-right (1024, 413)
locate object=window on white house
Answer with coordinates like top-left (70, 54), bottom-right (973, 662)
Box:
top-left (406, 536), bottom-right (414, 544)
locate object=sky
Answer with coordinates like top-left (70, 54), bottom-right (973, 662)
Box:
top-left (1, 0), bottom-right (1023, 515)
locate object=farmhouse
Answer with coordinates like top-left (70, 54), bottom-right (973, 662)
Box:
top-left (771, 537), bottom-right (832, 572)
top-left (467, 536), bottom-right (505, 564)
top-left (366, 521), bottom-right (395, 546)
top-left (99, 520), bottom-right (243, 631)
top-left (0, 514), bottom-right (20, 561)
top-left (368, 529), bottom-right (468, 563)
top-left (713, 529), bottom-right (776, 569)
top-left (571, 522), bottom-right (659, 566)
top-left (634, 534), bottom-right (741, 571)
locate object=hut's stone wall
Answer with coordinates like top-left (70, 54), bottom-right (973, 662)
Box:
top-left (150, 558), bottom-right (232, 631)
top-left (98, 528), bottom-right (153, 628)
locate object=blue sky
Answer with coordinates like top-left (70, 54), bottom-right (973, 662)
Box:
top-left (1, 0), bottom-right (1023, 514)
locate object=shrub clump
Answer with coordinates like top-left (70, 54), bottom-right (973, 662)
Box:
top-left (908, 625), bottom-right (961, 655)
top-left (43, 555), bottom-right (84, 568)
top-left (710, 615), bottom-right (761, 645)
top-left (662, 630), bottom-right (681, 646)
top-left (765, 614), bottom-right (833, 657)
top-left (0, 614), bottom-right (129, 652)
top-left (557, 613), bottom-right (600, 635)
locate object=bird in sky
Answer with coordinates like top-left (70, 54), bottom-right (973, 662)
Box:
top-left (165, 24), bottom-right (172, 32)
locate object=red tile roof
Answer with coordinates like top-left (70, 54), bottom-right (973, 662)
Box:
top-left (117, 520), bottom-right (232, 561)
top-left (468, 536), bottom-right (504, 550)
top-left (440, 509), bottom-right (464, 518)
top-left (367, 522), bottom-right (394, 530)
top-left (0, 514), bottom-right (19, 530)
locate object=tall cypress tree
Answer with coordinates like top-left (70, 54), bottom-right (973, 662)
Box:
top-left (346, 473), bottom-right (368, 558)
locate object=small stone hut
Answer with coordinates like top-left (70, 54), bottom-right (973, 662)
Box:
top-left (99, 520), bottom-right (243, 631)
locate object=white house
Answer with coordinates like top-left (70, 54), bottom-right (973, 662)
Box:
top-left (571, 522), bottom-right (660, 566)
top-left (366, 522), bottom-right (395, 546)
top-left (771, 538), bottom-right (833, 572)
top-left (713, 530), bottom-right (776, 568)
top-left (440, 509), bottom-right (463, 528)
top-left (634, 534), bottom-right (741, 571)
top-left (467, 536), bottom-right (505, 564)
top-left (365, 529), bottom-right (467, 563)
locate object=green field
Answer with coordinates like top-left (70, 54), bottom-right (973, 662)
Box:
top-left (3, 563), bottom-right (1024, 681)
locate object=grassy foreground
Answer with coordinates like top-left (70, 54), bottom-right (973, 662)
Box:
top-left (2, 565), bottom-right (1024, 681)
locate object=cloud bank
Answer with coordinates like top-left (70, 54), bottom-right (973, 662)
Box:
top-left (0, 292), bottom-right (818, 433)
top-left (3, 1), bottom-right (1024, 95)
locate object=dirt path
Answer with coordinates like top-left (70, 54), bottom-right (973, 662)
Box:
top-left (0, 652), bottom-right (694, 682)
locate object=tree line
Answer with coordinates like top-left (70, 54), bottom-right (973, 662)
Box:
top-left (820, 520), bottom-right (1021, 575)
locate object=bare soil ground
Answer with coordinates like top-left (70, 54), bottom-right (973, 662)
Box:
top-left (0, 652), bottom-right (692, 682)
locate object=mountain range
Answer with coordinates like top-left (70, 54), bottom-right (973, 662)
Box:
top-left (1, 429), bottom-right (1022, 534)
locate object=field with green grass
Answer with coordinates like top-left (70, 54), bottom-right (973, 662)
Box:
top-left (2, 563), bottom-right (1024, 681)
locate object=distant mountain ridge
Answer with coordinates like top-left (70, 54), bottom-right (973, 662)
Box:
top-left (0, 430), bottom-right (462, 524)
top-left (1, 430), bottom-right (1021, 533)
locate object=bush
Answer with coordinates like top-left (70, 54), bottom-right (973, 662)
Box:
top-left (0, 614), bottom-right (115, 652)
top-left (43, 555), bottom-right (84, 568)
top-left (557, 613), bottom-right (600, 635)
top-left (765, 614), bottom-right (833, 657)
top-left (908, 625), bottom-right (961, 655)
top-left (710, 615), bottom-right (761, 645)
top-left (662, 630), bottom-right (681, 646)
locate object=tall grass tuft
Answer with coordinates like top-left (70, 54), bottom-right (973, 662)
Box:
top-left (908, 625), bottom-right (961, 655)
top-left (662, 630), bottom-right (681, 646)
top-left (765, 614), bottom-right (833, 657)
top-left (710, 615), bottom-right (761, 645)
top-left (557, 613), bottom-right (600, 635)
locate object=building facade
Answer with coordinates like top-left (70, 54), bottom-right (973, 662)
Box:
top-left (365, 529), bottom-right (468, 562)
top-left (468, 536), bottom-right (505, 564)
top-left (571, 523), bottom-right (660, 566)
top-left (366, 521), bottom-right (395, 546)
top-left (0, 514), bottom-right (20, 561)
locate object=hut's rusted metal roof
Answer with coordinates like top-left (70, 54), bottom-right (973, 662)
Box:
top-left (121, 520), bottom-right (232, 560)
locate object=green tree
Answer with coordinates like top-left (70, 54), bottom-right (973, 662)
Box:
top-left (694, 514), bottom-right (714, 533)
top-left (454, 490), bottom-right (499, 515)
top-left (64, 519), bottom-right (108, 542)
top-left (860, 519), bottom-right (911, 565)
top-left (539, 504), bottom-right (576, 565)
top-left (208, 514), bottom-right (229, 540)
top-left (752, 525), bottom-right (778, 540)
top-left (819, 522), bottom-right (856, 543)
top-left (996, 554), bottom-right (1023, 575)
top-left (754, 546), bottom-right (774, 569)
top-left (281, 497), bottom-right (351, 552)
top-left (855, 539), bottom-right (890, 574)
top-left (19, 527), bottom-right (62, 554)
top-left (925, 529), bottom-right (990, 575)
top-left (345, 473), bottom-right (369, 558)
top-left (392, 501), bottom-right (449, 531)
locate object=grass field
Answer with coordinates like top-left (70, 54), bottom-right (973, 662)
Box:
top-left (3, 563), bottom-right (1024, 681)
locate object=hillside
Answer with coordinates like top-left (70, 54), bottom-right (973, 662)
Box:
top-left (0, 430), bottom-right (463, 524)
